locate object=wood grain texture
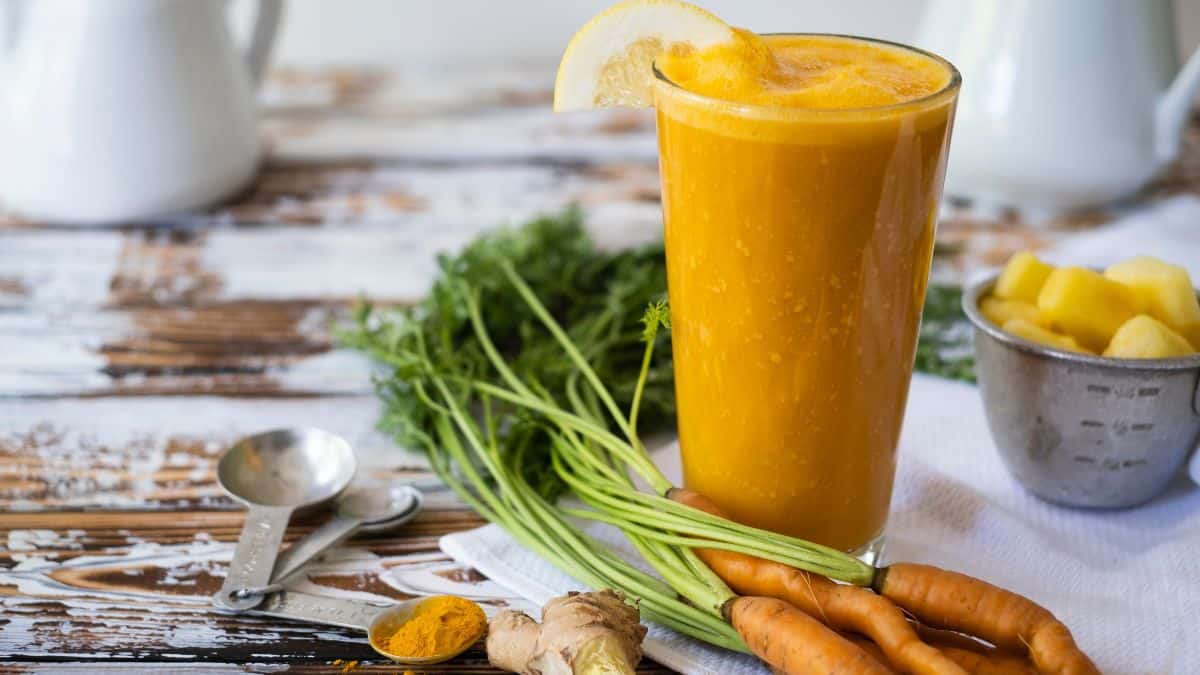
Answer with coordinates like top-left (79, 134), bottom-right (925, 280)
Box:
top-left (0, 152), bottom-right (664, 399)
top-left (0, 64), bottom-right (675, 672)
top-left (0, 396), bottom-right (423, 511)
top-left (0, 507), bottom-right (669, 672)
top-left (4, 510), bottom-right (506, 665)
top-left (0, 446), bottom-right (662, 667)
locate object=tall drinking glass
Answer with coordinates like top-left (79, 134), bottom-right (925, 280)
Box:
top-left (654, 34), bottom-right (960, 556)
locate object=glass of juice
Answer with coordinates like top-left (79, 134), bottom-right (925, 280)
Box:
top-left (653, 34), bottom-right (960, 557)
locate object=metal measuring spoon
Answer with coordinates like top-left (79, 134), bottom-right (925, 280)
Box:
top-left (268, 483), bottom-right (424, 587)
top-left (213, 428), bottom-right (356, 611)
top-left (251, 589), bottom-right (485, 665)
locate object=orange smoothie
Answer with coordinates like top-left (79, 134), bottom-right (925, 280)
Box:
top-left (654, 34), bottom-right (959, 552)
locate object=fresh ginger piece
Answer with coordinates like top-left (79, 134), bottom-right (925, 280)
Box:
top-left (979, 296), bottom-right (1043, 328)
top-left (1002, 318), bottom-right (1091, 354)
top-left (993, 252), bottom-right (1054, 304)
top-left (1103, 256), bottom-right (1200, 332)
top-left (487, 590), bottom-right (646, 675)
top-left (1103, 315), bottom-right (1195, 359)
top-left (1036, 266), bottom-right (1138, 351)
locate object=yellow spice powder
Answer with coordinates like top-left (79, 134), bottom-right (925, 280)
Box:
top-left (383, 596), bottom-right (486, 658)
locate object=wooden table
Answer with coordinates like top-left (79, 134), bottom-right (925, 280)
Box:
top-left (1, 64), bottom-right (1190, 673)
top-left (0, 63), bottom-right (680, 675)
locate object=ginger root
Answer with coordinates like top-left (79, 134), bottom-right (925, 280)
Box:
top-left (486, 589), bottom-right (648, 675)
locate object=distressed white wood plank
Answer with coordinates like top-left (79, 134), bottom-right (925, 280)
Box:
top-left (1, 537), bottom-right (513, 608)
top-left (200, 215), bottom-right (659, 303)
top-left (258, 63), bottom-right (655, 165)
top-left (0, 160), bottom-right (664, 398)
top-left (0, 306), bottom-right (377, 398)
top-left (0, 536), bottom-right (522, 661)
top-left (0, 231), bottom-right (122, 308)
top-left (0, 63), bottom-right (675, 672)
top-left (261, 62), bottom-right (554, 115)
top-left (0, 395), bottom-right (450, 512)
top-left (268, 107), bottom-right (656, 163)
top-left (261, 64), bottom-right (652, 179)
top-left (0, 159), bottom-right (662, 300)
top-left (209, 155), bottom-right (660, 236)
top-left (151, 157), bottom-right (661, 299)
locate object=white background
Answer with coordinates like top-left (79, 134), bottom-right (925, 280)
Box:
top-left (246, 0), bottom-right (1200, 68)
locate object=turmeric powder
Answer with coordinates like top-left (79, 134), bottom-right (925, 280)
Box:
top-left (379, 595), bottom-right (486, 658)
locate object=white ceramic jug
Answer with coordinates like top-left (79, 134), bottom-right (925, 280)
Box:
top-left (916, 0), bottom-right (1200, 216)
top-left (0, 0), bottom-right (282, 224)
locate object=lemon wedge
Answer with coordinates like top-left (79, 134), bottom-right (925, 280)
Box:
top-left (553, 0), bottom-right (736, 111)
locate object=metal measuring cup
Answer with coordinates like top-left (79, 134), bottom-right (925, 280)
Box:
top-left (213, 428), bottom-right (357, 610)
top-left (964, 275), bottom-right (1200, 507)
top-left (268, 483), bottom-right (424, 588)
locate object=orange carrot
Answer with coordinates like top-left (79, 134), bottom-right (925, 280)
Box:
top-left (936, 645), bottom-right (1038, 675)
top-left (912, 623), bottom-right (1000, 655)
top-left (726, 596), bottom-right (892, 675)
top-left (848, 632), bottom-right (1035, 675)
top-left (670, 489), bottom-right (965, 675)
top-left (875, 563), bottom-right (1099, 675)
top-left (846, 633), bottom-right (900, 667)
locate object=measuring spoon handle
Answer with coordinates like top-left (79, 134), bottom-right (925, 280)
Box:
top-left (254, 589), bottom-right (387, 631)
top-left (216, 504), bottom-right (293, 610)
top-left (270, 514), bottom-right (363, 585)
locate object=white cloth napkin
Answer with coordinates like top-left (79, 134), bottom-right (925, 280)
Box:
top-left (441, 503), bottom-right (765, 675)
top-left (442, 200), bottom-right (1200, 675)
top-left (1041, 194), bottom-right (1200, 279)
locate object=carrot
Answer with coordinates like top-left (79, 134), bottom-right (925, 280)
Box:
top-left (848, 632), bottom-right (1035, 675)
top-left (912, 623), bottom-right (1000, 655)
top-left (846, 633), bottom-right (900, 667)
top-left (936, 645), bottom-right (1038, 675)
top-left (726, 596), bottom-right (893, 675)
top-left (670, 488), bottom-right (966, 675)
top-left (874, 563), bottom-right (1099, 675)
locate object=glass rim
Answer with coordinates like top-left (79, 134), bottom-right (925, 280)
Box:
top-left (651, 32), bottom-right (962, 118)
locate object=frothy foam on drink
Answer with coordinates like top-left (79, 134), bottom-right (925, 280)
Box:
top-left (657, 33), bottom-right (951, 109)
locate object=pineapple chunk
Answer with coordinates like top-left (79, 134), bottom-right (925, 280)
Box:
top-left (1103, 256), bottom-right (1200, 332)
top-left (1037, 267), bottom-right (1138, 351)
top-left (994, 252), bottom-right (1054, 303)
top-left (1103, 315), bottom-right (1195, 358)
top-left (1183, 324), bottom-right (1200, 351)
top-left (979, 297), bottom-right (1043, 327)
top-left (1002, 318), bottom-right (1090, 354)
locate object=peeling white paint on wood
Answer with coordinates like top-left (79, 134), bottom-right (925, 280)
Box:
top-left (0, 231), bottom-right (122, 308)
top-left (261, 62), bottom-right (554, 115)
top-left (0, 396), bottom-right (440, 512)
top-left (0, 158), bottom-right (664, 400)
top-left (0, 64), bottom-right (678, 672)
top-left (0, 529), bottom-right (524, 660)
top-left (268, 107), bottom-right (655, 163)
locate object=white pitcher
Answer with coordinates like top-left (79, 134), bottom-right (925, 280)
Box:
top-left (0, 0), bottom-right (282, 224)
top-left (916, 0), bottom-right (1200, 216)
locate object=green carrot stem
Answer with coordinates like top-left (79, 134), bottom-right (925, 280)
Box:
top-left (500, 261), bottom-right (668, 482)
